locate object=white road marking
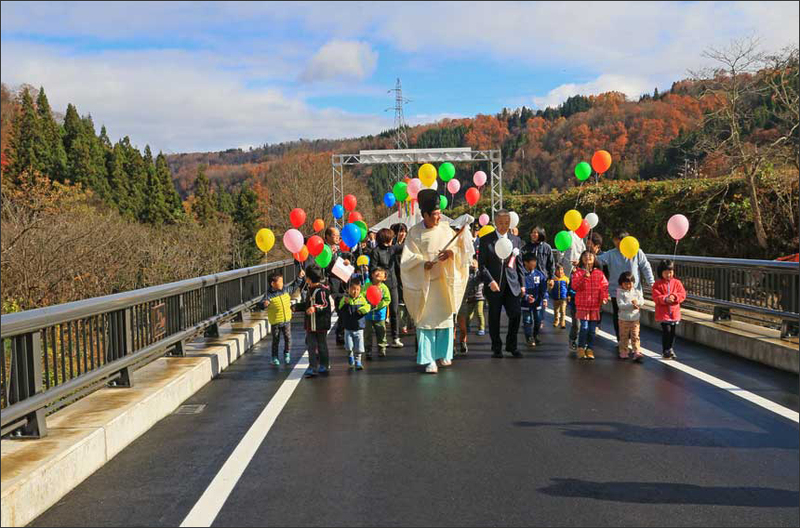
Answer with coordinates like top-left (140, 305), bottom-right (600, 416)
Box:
top-left (546, 308), bottom-right (799, 424)
top-left (181, 322), bottom-right (335, 527)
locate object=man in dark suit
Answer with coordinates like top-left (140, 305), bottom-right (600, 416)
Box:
top-left (478, 210), bottom-right (526, 357)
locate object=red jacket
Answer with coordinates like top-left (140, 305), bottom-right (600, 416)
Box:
top-left (571, 267), bottom-right (609, 321)
top-left (652, 277), bottom-right (686, 322)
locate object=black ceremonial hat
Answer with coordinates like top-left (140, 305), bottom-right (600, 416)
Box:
top-left (417, 189), bottom-right (440, 215)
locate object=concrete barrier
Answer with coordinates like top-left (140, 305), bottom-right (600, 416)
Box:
top-left (0, 313), bottom-right (269, 528)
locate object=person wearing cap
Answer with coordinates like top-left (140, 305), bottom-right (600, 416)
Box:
top-left (400, 189), bottom-right (474, 374)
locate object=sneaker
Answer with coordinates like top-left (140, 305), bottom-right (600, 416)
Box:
top-left (390, 338), bottom-right (403, 348)
top-left (477, 330), bottom-right (485, 336)
top-left (425, 362), bottom-right (439, 374)
top-left (379, 347), bottom-right (387, 357)
top-left (664, 349), bottom-right (677, 360)
top-left (355, 359), bottom-right (364, 370)
top-left (577, 347), bottom-right (586, 360)
top-left (459, 342), bottom-right (468, 355)
top-left (534, 338), bottom-right (541, 347)
top-left (284, 352), bottom-right (291, 365)
top-left (304, 367), bottom-right (316, 378)
top-left (271, 357), bottom-right (281, 366)
top-left (318, 365), bottom-right (329, 375)
top-left (347, 354), bottom-right (354, 366)
top-left (553, 322), bottom-right (559, 328)
top-left (526, 338), bottom-right (536, 348)
top-left (569, 341), bottom-right (578, 351)
top-left (585, 349), bottom-right (595, 360)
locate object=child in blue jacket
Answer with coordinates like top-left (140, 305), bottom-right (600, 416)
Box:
top-left (522, 254), bottom-right (548, 347)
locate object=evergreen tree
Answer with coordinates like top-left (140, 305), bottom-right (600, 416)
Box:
top-left (215, 184), bottom-right (236, 219)
top-left (99, 125), bottom-right (112, 150)
top-left (155, 152), bottom-right (185, 223)
top-left (192, 165), bottom-right (216, 226)
top-left (233, 185), bottom-right (261, 266)
top-left (119, 137), bottom-right (147, 220)
top-left (4, 88), bottom-right (40, 179)
top-left (108, 142), bottom-right (135, 218)
top-left (35, 87), bottom-right (68, 181)
top-left (142, 160), bottom-right (168, 224)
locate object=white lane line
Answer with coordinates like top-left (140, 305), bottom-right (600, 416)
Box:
top-left (181, 322), bottom-right (334, 527)
top-left (545, 308), bottom-right (799, 424)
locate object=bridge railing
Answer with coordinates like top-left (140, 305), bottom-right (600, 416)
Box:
top-left (1, 259), bottom-right (297, 439)
top-left (643, 254), bottom-right (798, 337)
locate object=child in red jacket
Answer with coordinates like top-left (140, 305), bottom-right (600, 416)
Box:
top-left (571, 250), bottom-right (609, 360)
top-left (652, 259), bottom-right (686, 359)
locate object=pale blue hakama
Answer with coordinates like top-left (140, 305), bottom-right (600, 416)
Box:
top-left (416, 327), bottom-right (454, 365)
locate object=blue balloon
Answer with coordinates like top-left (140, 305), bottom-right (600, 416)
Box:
top-left (342, 223), bottom-right (361, 248)
top-left (383, 192), bottom-right (396, 208)
top-left (332, 204), bottom-right (344, 219)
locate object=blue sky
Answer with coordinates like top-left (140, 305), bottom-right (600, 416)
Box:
top-left (2, 1), bottom-right (798, 153)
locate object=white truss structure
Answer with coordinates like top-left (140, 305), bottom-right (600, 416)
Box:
top-left (331, 147), bottom-right (503, 229)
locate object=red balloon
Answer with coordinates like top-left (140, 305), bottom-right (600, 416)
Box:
top-left (289, 208), bottom-right (306, 228)
top-left (366, 285), bottom-right (383, 306)
top-left (591, 150), bottom-right (612, 174)
top-left (339, 240), bottom-right (350, 253)
top-left (343, 194), bottom-right (357, 212)
top-left (575, 219), bottom-right (591, 238)
top-left (465, 187), bottom-right (481, 206)
top-left (293, 245), bottom-right (309, 262)
top-left (307, 235), bottom-right (324, 257)
top-left (348, 211), bottom-right (363, 223)
top-left (312, 219), bottom-right (324, 233)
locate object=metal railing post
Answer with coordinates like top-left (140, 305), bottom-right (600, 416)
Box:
top-left (110, 309), bottom-right (134, 388)
top-left (17, 332), bottom-right (47, 438)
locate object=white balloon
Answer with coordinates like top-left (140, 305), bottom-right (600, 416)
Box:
top-left (422, 179), bottom-right (438, 191)
top-left (495, 238), bottom-right (513, 259)
top-left (509, 211), bottom-right (520, 230)
top-left (585, 212), bottom-right (599, 229)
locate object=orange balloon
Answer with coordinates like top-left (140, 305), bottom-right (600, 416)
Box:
top-left (591, 150), bottom-right (612, 174)
top-left (312, 219), bottom-right (324, 233)
top-left (293, 245), bottom-right (309, 262)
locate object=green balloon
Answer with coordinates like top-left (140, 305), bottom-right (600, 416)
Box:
top-left (439, 195), bottom-right (448, 210)
top-left (315, 244), bottom-right (332, 268)
top-left (554, 230), bottom-right (573, 252)
top-left (354, 220), bottom-right (368, 242)
top-left (575, 161), bottom-right (592, 181)
top-left (393, 181), bottom-right (408, 202)
top-left (439, 162), bottom-right (456, 182)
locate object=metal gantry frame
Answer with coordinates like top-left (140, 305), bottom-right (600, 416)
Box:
top-left (331, 147), bottom-right (503, 228)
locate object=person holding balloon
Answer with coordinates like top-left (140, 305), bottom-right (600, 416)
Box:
top-left (295, 265), bottom-right (334, 377)
top-left (369, 228), bottom-right (405, 349)
top-left (391, 223), bottom-right (412, 335)
top-left (652, 259), bottom-right (686, 360)
top-left (323, 226), bottom-right (353, 345)
top-left (258, 268), bottom-right (306, 367)
top-left (571, 250), bottom-right (609, 360)
top-left (338, 276), bottom-right (371, 370)
top-left (364, 267), bottom-right (392, 360)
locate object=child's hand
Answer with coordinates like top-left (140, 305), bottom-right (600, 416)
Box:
top-left (602, 298), bottom-right (609, 305)
top-left (298, 269), bottom-right (305, 278)
top-left (305, 307), bottom-right (315, 315)
top-left (526, 295), bottom-right (534, 304)
top-left (631, 300), bottom-right (640, 308)
top-left (263, 299), bottom-right (270, 306)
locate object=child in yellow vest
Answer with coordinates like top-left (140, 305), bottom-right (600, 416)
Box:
top-left (260, 269), bottom-right (305, 366)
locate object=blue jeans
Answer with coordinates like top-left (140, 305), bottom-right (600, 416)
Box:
top-left (578, 320), bottom-right (599, 349)
top-left (344, 329), bottom-right (364, 355)
top-left (522, 307), bottom-right (542, 340)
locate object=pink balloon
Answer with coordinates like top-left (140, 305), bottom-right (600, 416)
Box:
top-left (408, 178), bottom-right (422, 199)
top-left (473, 171), bottom-right (487, 187)
top-left (283, 229), bottom-right (304, 254)
top-left (667, 214), bottom-right (690, 241)
top-left (479, 214), bottom-right (490, 226)
top-left (447, 178), bottom-right (461, 194)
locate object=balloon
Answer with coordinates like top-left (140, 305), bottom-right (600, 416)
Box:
top-left (473, 171), bottom-right (487, 187)
top-left (348, 211), bottom-right (363, 224)
top-left (354, 220), bottom-right (368, 242)
top-left (356, 255), bottom-right (370, 267)
top-left (339, 240), bottom-right (350, 253)
top-left (419, 163), bottom-right (437, 187)
top-left (591, 150), bottom-right (612, 174)
top-left (366, 285), bottom-right (383, 306)
top-left (383, 192), bottom-right (396, 208)
top-left (585, 212), bottom-right (599, 229)
top-left (479, 214), bottom-right (490, 226)
top-left (439, 195), bottom-right (448, 210)
top-left (667, 214), bottom-right (690, 241)
top-left (465, 187), bottom-right (480, 206)
top-left (422, 179), bottom-right (438, 191)
top-left (293, 245), bottom-right (309, 262)
top-left (554, 230), bottom-right (573, 252)
top-left (495, 238), bottom-right (513, 260)
top-left (620, 236), bottom-right (640, 259)
top-left (447, 179), bottom-right (461, 194)
top-left (393, 181), bottom-right (408, 202)
top-left (315, 245), bottom-right (333, 268)
top-left (408, 178), bottom-right (423, 199)
top-left (332, 204), bottom-right (344, 219)
top-left (564, 209), bottom-right (583, 231)
top-left (343, 194), bottom-right (357, 212)
top-left (289, 208), bottom-right (306, 228)
top-left (477, 225), bottom-right (495, 238)
top-left (307, 235), bottom-right (325, 257)
top-left (283, 229), bottom-right (304, 254)
top-left (575, 161), bottom-right (592, 181)
top-left (341, 223), bottom-right (361, 248)
top-left (255, 228), bottom-right (275, 253)
top-left (575, 219), bottom-right (590, 239)
top-left (439, 162), bottom-right (456, 182)
top-left (312, 218), bottom-right (325, 233)
top-left (509, 211), bottom-right (520, 230)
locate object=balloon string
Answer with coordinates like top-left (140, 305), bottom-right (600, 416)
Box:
top-left (593, 173), bottom-right (599, 213)
top-left (673, 240), bottom-right (679, 259)
top-left (574, 180), bottom-right (586, 209)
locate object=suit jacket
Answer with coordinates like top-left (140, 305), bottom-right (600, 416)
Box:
top-left (478, 231), bottom-right (526, 297)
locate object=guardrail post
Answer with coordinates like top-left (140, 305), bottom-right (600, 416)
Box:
top-left (110, 309), bottom-right (134, 388)
top-left (204, 284), bottom-right (220, 337)
top-left (21, 333), bottom-right (47, 438)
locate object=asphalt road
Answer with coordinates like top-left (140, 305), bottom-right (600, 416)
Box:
top-left (30, 311), bottom-right (799, 527)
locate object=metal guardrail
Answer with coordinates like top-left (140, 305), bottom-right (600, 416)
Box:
top-left (1, 259), bottom-right (297, 439)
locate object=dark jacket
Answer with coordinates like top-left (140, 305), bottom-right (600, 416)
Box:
top-left (369, 244), bottom-right (402, 289)
top-left (520, 241), bottom-right (555, 281)
top-left (296, 283), bottom-right (333, 332)
top-left (463, 267), bottom-right (485, 302)
top-left (337, 293), bottom-right (370, 331)
top-left (521, 268), bottom-right (549, 309)
top-left (478, 231), bottom-right (526, 297)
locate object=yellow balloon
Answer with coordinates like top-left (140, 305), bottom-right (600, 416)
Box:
top-left (255, 228), bottom-right (275, 253)
top-left (419, 163), bottom-right (437, 187)
top-left (478, 225), bottom-right (496, 238)
top-left (564, 209), bottom-right (583, 232)
top-left (619, 236), bottom-right (640, 259)
top-left (356, 255), bottom-right (369, 267)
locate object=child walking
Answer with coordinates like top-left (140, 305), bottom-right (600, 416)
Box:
top-left (652, 259), bottom-right (686, 359)
top-left (297, 265), bottom-right (333, 377)
top-left (456, 259), bottom-right (485, 355)
top-left (522, 254), bottom-right (548, 347)
top-left (259, 269), bottom-right (305, 366)
top-left (572, 250), bottom-right (609, 360)
top-left (550, 264), bottom-right (569, 329)
top-left (616, 271), bottom-right (644, 362)
top-left (338, 276), bottom-right (371, 370)
top-left (365, 267), bottom-right (391, 360)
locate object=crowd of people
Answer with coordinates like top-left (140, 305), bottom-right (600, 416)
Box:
top-left (258, 189), bottom-right (686, 376)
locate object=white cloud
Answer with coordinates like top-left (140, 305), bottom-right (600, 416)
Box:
top-left (531, 74), bottom-right (653, 109)
top-left (299, 40), bottom-right (378, 83)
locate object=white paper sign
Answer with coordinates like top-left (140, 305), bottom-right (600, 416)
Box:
top-left (331, 257), bottom-right (355, 283)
